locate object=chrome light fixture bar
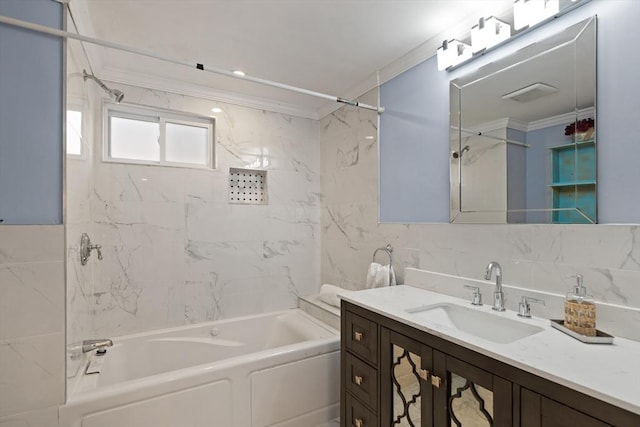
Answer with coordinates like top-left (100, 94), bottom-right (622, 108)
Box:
top-left (514, 0), bottom-right (560, 31)
top-left (437, 39), bottom-right (472, 71)
top-left (471, 16), bottom-right (511, 54)
top-left (437, 0), bottom-right (591, 72)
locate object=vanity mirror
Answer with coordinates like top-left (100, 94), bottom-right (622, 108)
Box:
top-left (450, 17), bottom-right (596, 224)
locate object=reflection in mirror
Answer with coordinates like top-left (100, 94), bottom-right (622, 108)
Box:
top-left (450, 17), bottom-right (596, 224)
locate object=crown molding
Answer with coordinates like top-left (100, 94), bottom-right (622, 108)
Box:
top-left (473, 108), bottom-right (596, 134)
top-left (527, 107), bottom-right (595, 131)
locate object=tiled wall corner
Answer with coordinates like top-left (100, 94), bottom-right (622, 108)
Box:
top-left (0, 225), bottom-right (64, 425)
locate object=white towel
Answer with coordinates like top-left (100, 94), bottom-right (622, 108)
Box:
top-left (366, 262), bottom-right (397, 288)
top-left (319, 284), bottom-right (350, 308)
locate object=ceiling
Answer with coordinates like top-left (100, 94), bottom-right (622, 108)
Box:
top-left (69, 0), bottom-right (514, 118)
top-left (453, 17), bottom-right (596, 130)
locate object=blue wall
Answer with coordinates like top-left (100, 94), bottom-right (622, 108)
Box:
top-left (380, 0), bottom-right (640, 224)
top-left (0, 0), bottom-right (63, 224)
top-left (379, 56), bottom-right (450, 223)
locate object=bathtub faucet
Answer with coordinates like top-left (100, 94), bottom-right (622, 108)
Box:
top-left (82, 339), bottom-right (113, 353)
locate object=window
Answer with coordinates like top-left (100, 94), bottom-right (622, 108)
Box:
top-left (105, 103), bottom-right (214, 168)
top-left (66, 110), bottom-right (82, 156)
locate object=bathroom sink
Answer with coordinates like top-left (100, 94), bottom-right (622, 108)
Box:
top-left (405, 303), bottom-right (543, 344)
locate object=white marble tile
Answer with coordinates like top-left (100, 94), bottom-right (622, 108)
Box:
top-left (186, 201), bottom-right (268, 243)
top-left (91, 286), bottom-right (185, 337)
top-left (322, 203), bottom-right (379, 244)
top-left (0, 333), bottom-right (65, 418)
top-left (532, 262), bottom-right (640, 308)
top-left (183, 169), bottom-right (229, 205)
top-left (92, 200), bottom-right (185, 231)
top-left (264, 205), bottom-right (320, 241)
top-left (215, 277), bottom-right (265, 319)
top-left (0, 262), bottom-right (64, 341)
top-left (319, 107), bottom-right (359, 140)
top-left (262, 273), bottom-right (305, 313)
top-left (321, 165), bottom-right (377, 207)
top-left (263, 239), bottom-right (319, 270)
top-left (91, 223), bottom-right (185, 293)
top-left (185, 240), bottom-right (264, 282)
top-left (0, 226), bottom-right (64, 265)
top-left (558, 225), bottom-right (638, 271)
top-left (93, 163), bottom-right (186, 204)
top-left (0, 405), bottom-right (59, 427)
top-left (184, 280), bottom-right (222, 324)
top-left (268, 170), bottom-right (320, 207)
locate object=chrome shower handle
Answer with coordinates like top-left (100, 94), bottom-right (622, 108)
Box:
top-left (91, 243), bottom-right (103, 261)
top-left (80, 233), bottom-right (103, 265)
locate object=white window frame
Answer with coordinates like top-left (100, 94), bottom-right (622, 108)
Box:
top-left (103, 101), bottom-right (215, 169)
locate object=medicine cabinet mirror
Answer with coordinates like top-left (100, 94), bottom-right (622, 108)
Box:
top-left (450, 16), bottom-right (596, 224)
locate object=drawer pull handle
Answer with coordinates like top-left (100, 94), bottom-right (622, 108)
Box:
top-left (354, 331), bottom-right (364, 341)
top-left (354, 417), bottom-right (364, 427)
top-left (431, 375), bottom-right (442, 388)
top-left (354, 375), bottom-right (364, 385)
top-left (419, 368), bottom-right (429, 381)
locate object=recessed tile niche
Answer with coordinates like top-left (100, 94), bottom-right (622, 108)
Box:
top-left (228, 167), bottom-right (267, 205)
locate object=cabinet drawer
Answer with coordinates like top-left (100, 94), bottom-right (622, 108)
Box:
top-left (346, 353), bottom-right (378, 410)
top-left (346, 392), bottom-right (377, 427)
top-left (346, 311), bottom-right (378, 365)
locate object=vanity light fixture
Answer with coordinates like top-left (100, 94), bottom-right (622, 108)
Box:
top-left (514, 0), bottom-right (560, 31)
top-left (437, 39), bottom-right (472, 71)
top-left (471, 16), bottom-right (511, 54)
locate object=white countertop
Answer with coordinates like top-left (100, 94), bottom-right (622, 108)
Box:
top-left (341, 285), bottom-right (640, 415)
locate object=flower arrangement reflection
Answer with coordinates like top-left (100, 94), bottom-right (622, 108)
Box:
top-left (564, 118), bottom-right (595, 140)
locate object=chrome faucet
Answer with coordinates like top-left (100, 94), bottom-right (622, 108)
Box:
top-left (82, 339), bottom-right (113, 353)
top-left (484, 261), bottom-right (505, 312)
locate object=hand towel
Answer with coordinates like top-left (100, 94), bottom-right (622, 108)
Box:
top-left (366, 262), bottom-right (397, 288)
top-left (319, 284), bottom-right (350, 308)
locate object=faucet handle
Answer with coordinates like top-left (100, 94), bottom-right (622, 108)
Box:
top-left (518, 296), bottom-right (545, 318)
top-left (463, 285), bottom-right (483, 306)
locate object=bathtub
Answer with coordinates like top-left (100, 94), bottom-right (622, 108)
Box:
top-left (60, 309), bottom-right (340, 427)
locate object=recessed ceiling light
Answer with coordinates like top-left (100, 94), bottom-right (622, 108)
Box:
top-left (211, 107), bottom-right (222, 113)
top-left (233, 70), bottom-right (245, 77)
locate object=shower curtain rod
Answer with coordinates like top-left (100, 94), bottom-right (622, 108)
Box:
top-left (452, 126), bottom-right (531, 148)
top-left (0, 14), bottom-right (385, 114)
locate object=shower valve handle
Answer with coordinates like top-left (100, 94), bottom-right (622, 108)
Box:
top-left (91, 244), bottom-right (103, 260)
top-left (80, 233), bottom-right (103, 265)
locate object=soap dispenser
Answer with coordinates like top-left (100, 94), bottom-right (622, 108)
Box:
top-left (564, 274), bottom-right (596, 336)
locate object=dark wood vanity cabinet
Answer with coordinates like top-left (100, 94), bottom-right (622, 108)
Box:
top-left (341, 301), bottom-right (640, 427)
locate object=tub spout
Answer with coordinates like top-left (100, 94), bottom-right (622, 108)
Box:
top-left (82, 339), bottom-right (113, 353)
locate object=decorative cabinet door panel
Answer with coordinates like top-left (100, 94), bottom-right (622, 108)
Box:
top-left (381, 328), bottom-right (433, 427)
top-left (433, 351), bottom-right (513, 427)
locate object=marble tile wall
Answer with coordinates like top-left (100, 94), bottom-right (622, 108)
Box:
top-left (67, 83), bottom-right (321, 340)
top-left (0, 226), bottom-right (65, 425)
top-left (320, 88), bottom-right (640, 334)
